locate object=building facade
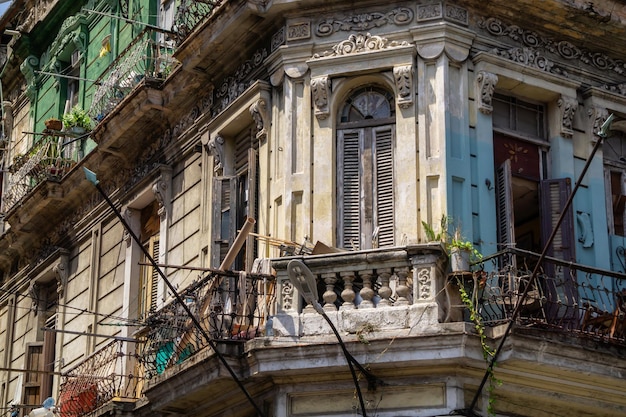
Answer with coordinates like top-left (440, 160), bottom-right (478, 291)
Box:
top-left (0, 0), bottom-right (625, 416)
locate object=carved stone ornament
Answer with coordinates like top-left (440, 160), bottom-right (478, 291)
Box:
top-left (313, 33), bottom-right (410, 58)
top-left (282, 280), bottom-right (294, 311)
top-left (316, 7), bottom-right (413, 37)
top-left (250, 98), bottom-right (270, 141)
top-left (152, 179), bottom-right (167, 219)
top-left (588, 106), bottom-right (609, 138)
top-left (417, 268), bottom-right (431, 299)
top-left (122, 207), bottom-right (135, 245)
top-left (393, 65), bottom-right (413, 109)
top-left (53, 257), bottom-right (69, 297)
top-left (28, 282), bottom-right (40, 314)
top-left (480, 17), bottom-right (626, 76)
top-left (490, 47), bottom-right (567, 77)
top-left (311, 76), bottom-right (331, 120)
top-left (558, 96), bottom-right (578, 138)
top-left (208, 135), bottom-right (226, 174)
top-left (287, 21), bottom-right (311, 41)
top-left (476, 71), bottom-right (499, 114)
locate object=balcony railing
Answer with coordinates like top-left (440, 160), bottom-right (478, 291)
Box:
top-left (89, 28), bottom-right (178, 121)
top-left (3, 134), bottom-right (79, 210)
top-left (172, 0), bottom-right (223, 44)
top-left (137, 270), bottom-right (275, 380)
top-left (59, 339), bottom-right (142, 417)
top-left (466, 248), bottom-right (626, 345)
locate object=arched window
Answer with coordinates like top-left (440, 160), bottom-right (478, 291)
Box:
top-left (337, 86), bottom-right (395, 250)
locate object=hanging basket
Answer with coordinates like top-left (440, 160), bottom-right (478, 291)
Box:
top-left (450, 247), bottom-right (471, 273)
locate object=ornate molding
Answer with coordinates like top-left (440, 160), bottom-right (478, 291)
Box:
top-left (271, 27), bottom-right (285, 51)
top-left (393, 65), bottom-right (413, 109)
top-left (479, 17), bottom-right (626, 76)
top-left (417, 3), bottom-right (468, 26)
top-left (28, 282), bottom-right (40, 314)
top-left (604, 83), bottom-right (626, 97)
top-left (313, 33), bottom-right (410, 58)
top-left (558, 96), bottom-right (578, 138)
top-left (311, 76), bottom-right (331, 120)
top-left (489, 47), bottom-right (567, 76)
top-left (216, 48), bottom-right (268, 113)
top-left (287, 21), bottom-right (310, 41)
top-left (476, 71), bottom-right (499, 114)
top-left (249, 98), bottom-right (270, 142)
top-left (281, 280), bottom-right (294, 311)
top-left (316, 7), bottom-right (413, 37)
top-left (208, 135), bottom-right (225, 174)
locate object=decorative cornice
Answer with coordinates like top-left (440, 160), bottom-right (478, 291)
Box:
top-left (476, 71), bottom-right (498, 114)
top-left (417, 3), bottom-right (468, 26)
top-left (313, 33), bottom-right (410, 58)
top-left (311, 76), bottom-right (331, 120)
top-left (316, 7), bottom-right (413, 37)
top-left (479, 17), bottom-right (626, 76)
top-left (604, 83), bottom-right (626, 97)
top-left (558, 96), bottom-right (578, 138)
top-left (393, 65), bottom-right (413, 109)
top-left (216, 48), bottom-right (268, 113)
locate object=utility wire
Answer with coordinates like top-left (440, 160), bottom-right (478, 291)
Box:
top-left (85, 168), bottom-right (268, 417)
top-left (468, 114), bottom-right (615, 414)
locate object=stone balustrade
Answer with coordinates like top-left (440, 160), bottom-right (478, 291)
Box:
top-left (270, 244), bottom-right (449, 337)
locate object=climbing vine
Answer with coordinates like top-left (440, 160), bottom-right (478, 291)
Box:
top-left (456, 276), bottom-right (501, 416)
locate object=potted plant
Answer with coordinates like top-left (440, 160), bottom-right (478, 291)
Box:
top-left (422, 215), bottom-right (482, 273)
top-left (62, 106), bottom-right (93, 133)
top-left (44, 117), bottom-right (63, 131)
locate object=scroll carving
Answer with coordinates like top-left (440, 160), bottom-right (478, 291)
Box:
top-left (53, 257), bottom-right (68, 297)
top-left (152, 179), bottom-right (167, 219)
top-left (558, 96), bottom-right (577, 138)
top-left (417, 268), bottom-right (431, 299)
top-left (311, 76), bottom-right (331, 120)
top-left (207, 135), bottom-right (225, 174)
top-left (476, 71), bottom-right (498, 114)
top-left (393, 65), bottom-right (413, 109)
top-left (313, 33), bottom-right (409, 58)
top-left (250, 98), bottom-right (270, 142)
top-left (588, 106), bottom-right (609, 138)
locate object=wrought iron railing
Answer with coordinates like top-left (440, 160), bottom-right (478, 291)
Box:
top-left (59, 339), bottom-right (143, 417)
top-left (3, 134), bottom-right (79, 210)
top-left (465, 248), bottom-right (626, 345)
top-left (172, 0), bottom-right (222, 44)
top-left (137, 270), bottom-right (275, 380)
top-left (89, 28), bottom-right (178, 121)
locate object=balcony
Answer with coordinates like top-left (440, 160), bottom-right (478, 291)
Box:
top-left (59, 340), bottom-right (142, 417)
top-left (3, 133), bottom-right (80, 211)
top-left (138, 269), bottom-right (275, 382)
top-left (89, 28), bottom-right (178, 124)
top-left (171, 0), bottom-right (223, 45)
top-left (469, 248), bottom-right (626, 346)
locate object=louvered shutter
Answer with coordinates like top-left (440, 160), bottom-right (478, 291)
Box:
top-left (338, 129), bottom-right (362, 250)
top-left (212, 176), bottom-right (233, 268)
top-left (150, 236), bottom-right (160, 311)
top-left (374, 126), bottom-right (394, 247)
top-left (495, 159), bottom-right (515, 251)
top-left (540, 178), bottom-right (577, 325)
top-left (244, 148), bottom-right (258, 270)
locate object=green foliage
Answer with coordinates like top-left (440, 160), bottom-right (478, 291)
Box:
top-left (456, 276), bottom-right (500, 416)
top-left (422, 215), bottom-right (483, 262)
top-left (62, 106), bottom-right (93, 130)
top-left (421, 214), bottom-right (449, 242)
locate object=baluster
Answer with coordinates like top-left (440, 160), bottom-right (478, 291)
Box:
top-left (340, 271), bottom-right (356, 310)
top-left (377, 268), bottom-right (392, 307)
top-left (359, 269), bottom-right (375, 308)
top-left (321, 272), bottom-right (338, 311)
top-left (395, 267), bottom-right (410, 306)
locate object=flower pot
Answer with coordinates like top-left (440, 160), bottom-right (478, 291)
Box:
top-left (450, 247), bottom-right (471, 273)
top-left (71, 126), bottom-right (86, 134)
top-left (45, 119), bottom-right (63, 131)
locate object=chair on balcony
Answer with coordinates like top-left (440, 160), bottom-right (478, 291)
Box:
top-left (581, 289), bottom-right (626, 339)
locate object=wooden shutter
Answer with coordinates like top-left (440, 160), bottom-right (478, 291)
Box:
top-left (150, 236), bottom-right (160, 311)
top-left (374, 126), bottom-right (395, 247)
top-left (338, 129), bottom-right (362, 250)
top-left (41, 314), bottom-right (56, 400)
top-left (139, 235), bottom-right (160, 318)
top-left (540, 177), bottom-right (577, 325)
top-left (212, 176), bottom-right (233, 268)
top-left (495, 159), bottom-right (515, 250)
top-left (244, 148), bottom-right (258, 270)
